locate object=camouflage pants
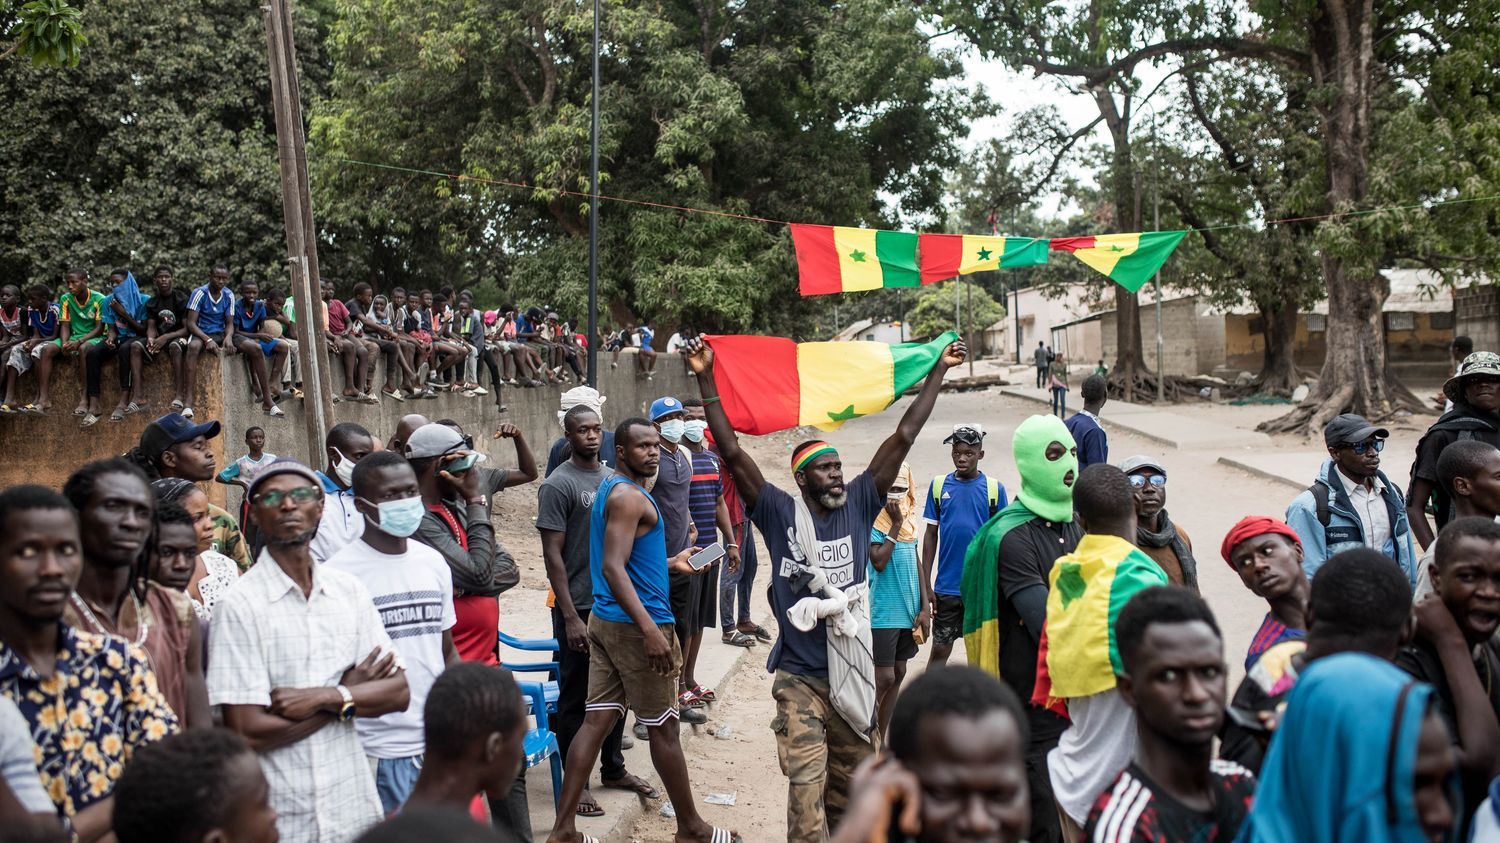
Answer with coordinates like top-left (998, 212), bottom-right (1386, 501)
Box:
top-left (771, 670), bottom-right (875, 843)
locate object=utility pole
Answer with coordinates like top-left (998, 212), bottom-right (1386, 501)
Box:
top-left (586, 0), bottom-right (601, 387)
top-left (966, 277), bottom-right (974, 377)
top-left (264, 0), bottom-right (334, 457)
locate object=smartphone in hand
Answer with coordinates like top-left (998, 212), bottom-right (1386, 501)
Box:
top-left (688, 542), bottom-right (726, 572)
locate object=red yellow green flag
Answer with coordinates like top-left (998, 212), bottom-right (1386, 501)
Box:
top-left (1031, 534), bottom-right (1169, 710)
top-left (704, 331), bottom-right (959, 435)
top-left (1048, 231), bottom-right (1188, 292)
top-left (791, 224), bottom-right (920, 296)
top-left (918, 234), bottom-right (1050, 284)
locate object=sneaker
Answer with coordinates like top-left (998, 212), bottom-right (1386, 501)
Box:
top-left (633, 720), bottom-right (648, 741)
top-left (620, 734), bottom-right (636, 750)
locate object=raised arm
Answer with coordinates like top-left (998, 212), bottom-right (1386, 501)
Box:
top-left (682, 336), bottom-right (767, 511)
top-left (494, 424), bottom-right (539, 487)
top-left (868, 341), bottom-right (965, 493)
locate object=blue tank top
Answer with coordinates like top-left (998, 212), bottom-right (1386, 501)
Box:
top-left (589, 474), bottom-right (675, 626)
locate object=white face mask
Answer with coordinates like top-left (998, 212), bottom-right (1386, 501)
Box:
top-left (683, 419), bottom-right (708, 443)
top-left (360, 495), bottom-right (426, 538)
top-left (658, 419), bottom-right (685, 444)
top-left (331, 447), bottom-right (356, 487)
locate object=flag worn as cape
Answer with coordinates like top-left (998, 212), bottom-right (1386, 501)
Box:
top-left (959, 499), bottom-right (1042, 678)
top-left (1031, 534), bottom-right (1169, 710)
top-left (706, 330), bottom-right (958, 436)
top-left (1049, 231), bottom-right (1188, 293)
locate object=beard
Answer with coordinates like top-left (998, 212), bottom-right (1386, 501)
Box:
top-left (268, 528), bottom-right (318, 548)
top-left (815, 489), bottom-right (847, 509)
top-left (641, 470), bottom-right (659, 493)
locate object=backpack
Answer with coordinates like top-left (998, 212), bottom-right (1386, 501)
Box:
top-left (931, 474), bottom-right (1001, 519)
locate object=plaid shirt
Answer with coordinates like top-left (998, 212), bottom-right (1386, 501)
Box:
top-left (0, 624), bottom-right (177, 818)
top-left (207, 550), bottom-right (397, 843)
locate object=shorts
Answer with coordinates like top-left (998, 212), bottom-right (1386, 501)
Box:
top-left (670, 572), bottom-right (693, 647)
top-left (192, 331), bottom-right (226, 348)
top-left (872, 627), bottom-right (918, 667)
top-left (585, 615), bottom-right (680, 726)
top-left (933, 594), bottom-right (964, 646)
top-left (6, 343), bottom-right (41, 372)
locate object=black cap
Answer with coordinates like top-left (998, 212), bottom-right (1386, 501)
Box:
top-left (140, 413), bottom-right (222, 461)
top-left (1323, 413), bottom-right (1389, 448)
top-left (943, 424), bottom-right (986, 446)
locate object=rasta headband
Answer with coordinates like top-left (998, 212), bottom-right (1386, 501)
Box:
top-left (792, 441), bottom-right (838, 473)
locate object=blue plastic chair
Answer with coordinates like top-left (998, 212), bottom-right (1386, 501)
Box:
top-left (499, 631), bottom-right (564, 809)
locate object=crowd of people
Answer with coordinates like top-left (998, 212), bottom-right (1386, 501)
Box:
top-left (0, 267), bottom-right (622, 425)
top-left (1, 321), bottom-right (1499, 843)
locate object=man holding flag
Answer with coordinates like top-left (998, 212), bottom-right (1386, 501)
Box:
top-left (681, 332), bottom-right (964, 843)
top-left (1033, 464), bottom-right (1169, 840)
top-left (960, 414), bottom-right (1083, 843)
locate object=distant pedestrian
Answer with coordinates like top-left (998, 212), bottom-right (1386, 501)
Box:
top-left (1064, 375), bottom-right (1108, 470)
top-left (1049, 366), bottom-right (1068, 418)
top-left (1034, 341), bottom-right (1050, 388)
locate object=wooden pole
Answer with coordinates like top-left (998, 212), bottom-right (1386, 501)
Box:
top-left (264, 0), bottom-right (334, 458)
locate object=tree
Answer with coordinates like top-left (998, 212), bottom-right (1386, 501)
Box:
top-left (2, 0), bottom-right (86, 66)
top-left (0, 0), bottom-right (332, 287)
top-left (906, 280), bottom-right (1004, 343)
top-left (314, 0), bottom-right (981, 335)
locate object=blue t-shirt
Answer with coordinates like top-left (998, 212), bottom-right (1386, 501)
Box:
top-left (688, 449), bottom-right (722, 549)
top-left (869, 527), bottom-right (921, 629)
top-left (28, 304), bottom-right (59, 339)
top-left (921, 472), bottom-right (1006, 596)
top-left (589, 474), bottom-right (675, 626)
top-left (1064, 412), bottom-right (1108, 472)
top-left (187, 285), bottom-right (234, 335)
top-left (234, 300), bottom-right (267, 334)
top-left (752, 471), bottom-right (882, 678)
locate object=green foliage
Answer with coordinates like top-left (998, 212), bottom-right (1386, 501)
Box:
top-left (4, 0), bottom-right (87, 67)
top-left (0, 0), bottom-right (331, 290)
top-left (314, 0), bottom-right (980, 334)
top-left (905, 280), bottom-right (1004, 341)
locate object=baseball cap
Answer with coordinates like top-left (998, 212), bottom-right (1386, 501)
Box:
top-left (1322, 413), bottom-right (1389, 448)
top-left (1444, 351), bottom-right (1500, 402)
top-left (1119, 455), bottom-right (1167, 476)
top-left (140, 412), bottom-right (222, 460)
top-left (245, 458), bottom-right (323, 500)
top-left (404, 423), bottom-right (487, 463)
top-left (650, 396), bottom-right (684, 421)
top-left (943, 424), bottom-right (985, 445)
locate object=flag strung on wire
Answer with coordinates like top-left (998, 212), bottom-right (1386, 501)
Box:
top-left (1048, 231), bottom-right (1188, 293)
top-left (918, 234), bottom-right (1050, 284)
top-left (704, 330), bottom-right (959, 435)
top-left (791, 224), bottom-right (920, 295)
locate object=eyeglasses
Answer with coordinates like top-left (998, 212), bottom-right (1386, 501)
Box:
top-left (251, 486), bottom-right (323, 508)
top-left (1340, 439), bottom-right (1385, 455)
top-left (1128, 474), bottom-right (1167, 488)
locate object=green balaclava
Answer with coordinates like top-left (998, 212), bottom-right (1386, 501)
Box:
top-left (1013, 414), bottom-right (1078, 523)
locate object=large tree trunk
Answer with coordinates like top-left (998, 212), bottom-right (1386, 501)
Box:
top-left (1097, 89), bottom-right (1153, 401)
top-left (1260, 0), bottom-right (1415, 433)
top-left (1257, 299), bottom-right (1301, 395)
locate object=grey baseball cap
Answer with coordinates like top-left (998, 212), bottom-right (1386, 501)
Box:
top-left (1119, 455), bottom-right (1166, 476)
top-left (404, 423), bottom-right (486, 462)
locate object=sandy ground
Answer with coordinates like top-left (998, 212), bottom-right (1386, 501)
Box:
top-left (618, 384), bottom-right (1448, 842)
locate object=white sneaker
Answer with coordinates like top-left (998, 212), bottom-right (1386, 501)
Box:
top-left (471, 386), bottom-right (488, 396)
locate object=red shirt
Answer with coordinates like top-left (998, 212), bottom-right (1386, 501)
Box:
top-left (426, 503), bottom-right (500, 665)
top-left (326, 298), bottom-right (350, 335)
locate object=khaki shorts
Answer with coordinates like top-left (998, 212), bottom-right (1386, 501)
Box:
top-left (586, 615), bottom-right (680, 726)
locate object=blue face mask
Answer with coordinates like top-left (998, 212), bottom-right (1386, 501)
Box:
top-left (683, 419), bottom-right (708, 443)
top-left (658, 419), bottom-right (686, 443)
top-left (360, 495), bottom-right (426, 538)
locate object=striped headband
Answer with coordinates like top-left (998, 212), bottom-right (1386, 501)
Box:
top-left (792, 441), bottom-right (838, 473)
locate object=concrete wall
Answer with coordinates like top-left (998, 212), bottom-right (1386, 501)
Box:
top-left (1224, 311), bottom-right (1454, 373)
top-left (0, 348), bottom-right (697, 497)
top-left (1100, 296), bottom-right (1224, 376)
top-left (1457, 286), bottom-right (1500, 354)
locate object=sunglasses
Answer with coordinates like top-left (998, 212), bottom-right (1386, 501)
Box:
top-left (1340, 439), bottom-right (1385, 455)
top-left (251, 485), bottom-right (323, 508)
top-left (1127, 474), bottom-right (1167, 488)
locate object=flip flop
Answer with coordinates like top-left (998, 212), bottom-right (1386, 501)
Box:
top-left (123, 402), bottom-right (147, 415)
top-left (80, 413), bottom-right (100, 428)
top-left (600, 774), bottom-right (660, 801)
top-left (721, 631), bottom-right (755, 648)
top-left (21, 404), bottom-right (47, 416)
top-left (169, 399), bottom-right (184, 410)
top-left (689, 684), bottom-right (717, 703)
top-left (677, 690), bottom-right (706, 710)
top-left (264, 405), bottom-right (286, 417)
top-left (742, 624), bottom-right (772, 642)
top-left (109, 409), bottom-right (125, 422)
top-left (575, 794), bottom-right (605, 818)
top-left (182, 406), bottom-right (194, 419)
top-left (0, 404), bottom-right (18, 415)
top-left (71, 407), bottom-right (86, 417)
top-left (709, 828), bottom-right (743, 843)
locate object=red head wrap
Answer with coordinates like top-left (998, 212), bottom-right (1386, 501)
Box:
top-left (1220, 515), bottom-right (1302, 568)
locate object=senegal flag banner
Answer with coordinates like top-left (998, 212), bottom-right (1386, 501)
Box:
top-left (705, 330), bottom-right (958, 435)
top-left (918, 234), bottom-right (1050, 284)
top-left (791, 224), bottom-right (920, 296)
top-left (1049, 230), bottom-right (1188, 293)
top-left (1031, 534), bottom-right (1169, 709)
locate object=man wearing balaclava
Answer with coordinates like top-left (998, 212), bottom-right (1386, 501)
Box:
top-left (959, 413), bottom-right (1081, 843)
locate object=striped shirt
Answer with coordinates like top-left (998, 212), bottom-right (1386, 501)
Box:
top-left (1245, 612), bottom-right (1304, 670)
top-left (1084, 760), bottom-right (1256, 843)
top-left (187, 285), bottom-right (234, 334)
top-left (688, 448), bottom-right (722, 549)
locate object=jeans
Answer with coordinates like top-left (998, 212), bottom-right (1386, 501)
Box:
top-left (1051, 387), bottom-right (1067, 418)
top-left (720, 523), bottom-right (759, 630)
top-left (551, 607), bottom-right (627, 781)
top-left (372, 754), bottom-right (422, 815)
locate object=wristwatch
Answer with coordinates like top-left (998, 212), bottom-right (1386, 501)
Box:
top-left (335, 684), bottom-right (356, 722)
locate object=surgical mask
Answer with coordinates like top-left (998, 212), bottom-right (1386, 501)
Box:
top-left (360, 496), bottom-right (426, 538)
top-left (1013, 415), bottom-right (1078, 523)
top-left (683, 420), bottom-right (708, 443)
top-left (658, 419), bottom-right (685, 443)
top-left (332, 447), bottom-right (356, 487)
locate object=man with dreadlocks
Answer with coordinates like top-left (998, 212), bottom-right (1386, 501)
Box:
top-left (62, 458), bottom-right (208, 729)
